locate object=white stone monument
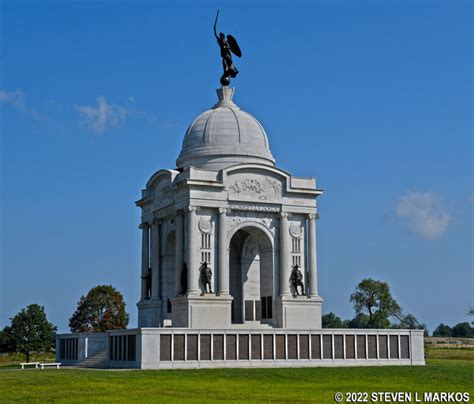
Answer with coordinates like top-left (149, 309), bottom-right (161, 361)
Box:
top-left (57, 85), bottom-right (425, 369)
top-left (136, 86), bottom-right (323, 330)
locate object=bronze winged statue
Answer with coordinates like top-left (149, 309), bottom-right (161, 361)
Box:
top-left (214, 10), bottom-right (242, 86)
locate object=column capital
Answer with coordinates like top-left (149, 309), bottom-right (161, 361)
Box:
top-left (218, 207), bottom-right (231, 215)
top-left (308, 213), bottom-right (317, 220)
top-left (280, 212), bottom-right (292, 219)
top-left (187, 206), bottom-right (201, 213)
top-left (139, 222), bottom-right (150, 230)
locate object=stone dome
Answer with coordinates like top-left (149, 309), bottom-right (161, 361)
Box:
top-left (176, 87), bottom-right (275, 171)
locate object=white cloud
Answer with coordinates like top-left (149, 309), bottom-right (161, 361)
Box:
top-left (76, 96), bottom-right (128, 134)
top-left (395, 191), bottom-right (450, 240)
top-left (0, 89), bottom-right (27, 111)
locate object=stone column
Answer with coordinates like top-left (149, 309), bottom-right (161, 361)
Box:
top-left (279, 212), bottom-right (291, 296)
top-left (187, 206), bottom-right (200, 295)
top-left (174, 211), bottom-right (184, 295)
top-left (139, 223), bottom-right (150, 300)
top-left (308, 213), bottom-right (318, 297)
top-left (218, 208), bottom-right (230, 295)
top-left (150, 218), bottom-right (160, 300)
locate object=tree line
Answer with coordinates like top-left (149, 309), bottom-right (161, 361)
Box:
top-left (0, 285), bottom-right (129, 361)
top-left (322, 278), bottom-right (474, 337)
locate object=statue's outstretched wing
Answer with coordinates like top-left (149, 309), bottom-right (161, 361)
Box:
top-left (227, 34), bottom-right (242, 57)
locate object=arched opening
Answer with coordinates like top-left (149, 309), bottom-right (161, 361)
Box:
top-left (229, 226), bottom-right (273, 325)
top-left (161, 230), bottom-right (175, 321)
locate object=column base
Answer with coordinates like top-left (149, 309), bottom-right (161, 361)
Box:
top-left (171, 294), bottom-right (233, 328)
top-left (137, 299), bottom-right (162, 327)
top-left (276, 295), bottom-right (323, 329)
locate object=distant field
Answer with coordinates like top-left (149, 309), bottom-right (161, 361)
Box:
top-left (0, 341), bottom-right (472, 403)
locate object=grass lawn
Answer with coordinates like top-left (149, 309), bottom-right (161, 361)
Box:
top-left (0, 350), bottom-right (472, 403)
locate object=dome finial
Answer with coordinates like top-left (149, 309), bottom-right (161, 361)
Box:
top-left (214, 86), bottom-right (237, 108)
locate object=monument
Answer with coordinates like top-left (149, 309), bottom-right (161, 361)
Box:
top-left (56, 14), bottom-right (424, 368)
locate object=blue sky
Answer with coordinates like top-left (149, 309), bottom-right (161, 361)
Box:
top-left (1, 1), bottom-right (472, 333)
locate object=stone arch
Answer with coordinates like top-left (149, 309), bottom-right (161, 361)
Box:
top-left (229, 225), bottom-right (275, 325)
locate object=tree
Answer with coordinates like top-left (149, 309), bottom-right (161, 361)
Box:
top-left (0, 326), bottom-right (14, 353)
top-left (432, 323), bottom-right (452, 337)
top-left (451, 322), bottom-right (474, 338)
top-left (392, 313), bottom-right (429, 336)
top-left (322, 312), bottom-right (348, 328)
top-left (347, 314), bottom-right (371, 329)
top-left (69, 285), bottom-right (129, 332)
top-left (8, 304), bottom-right (57, 362)
top-left (350, 278), bottom-right (401, 328)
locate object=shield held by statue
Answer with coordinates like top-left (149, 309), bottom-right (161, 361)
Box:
top-left (227, 34), bottom-right (242, 57)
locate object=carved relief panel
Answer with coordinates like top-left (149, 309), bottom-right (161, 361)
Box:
top-left (226, 172), bottom-right (283, 203)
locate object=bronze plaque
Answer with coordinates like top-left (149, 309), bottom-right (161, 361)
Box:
top-left (345, 335), bottom-right (355, 359)
top-left (368, 335), bottom-right (377, 358)
top-left (322, 335), bottom-right (332, 359)
top-left (245, 300), bottom-right (254, 321)
top-left (200, 334), bottom-right (211, 360)
top-left (213, 334), bottom-right (224, 360)
top-left (275, 335), bottom-right (285, 359)
top-left (251, 335), bottom-right (262, 360)
top-left (334, 335), bottom-right (344, 359)
top-left (226, 334), bottom-right (237, 360)
top-left (173, 334), bottom-right (185, 361)
top-left (379, 335), bottom-right (388, 359)
top-left (263, 335), bottom-right (273, 359)
top-left (187, 334), bottom-right (198, 361)
top-left (160, 334), bottom-right (171, 361)
top-left (400, 335), bottom-right (410, 359)
top-left (288, 334), bottom-right (297, 359)
top-left (311, 335), bottom-right (321, 359)
top-left (356, 335), bottom-right (366, 359)
top-left (238, 334), bottom-right (249, 360)
top-left (299, 335), bottom-right (309, 359)
top-left (390, 335), bottom-right (399, 359)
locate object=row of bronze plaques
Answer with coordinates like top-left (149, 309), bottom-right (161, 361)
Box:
top-left (159, 334), bottom-right (410, 362)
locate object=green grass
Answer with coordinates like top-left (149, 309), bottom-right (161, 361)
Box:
top-left (0, 347), bottom-right (472, 403)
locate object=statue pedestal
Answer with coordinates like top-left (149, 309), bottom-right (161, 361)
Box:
top-left (137, 299), bottom-right (162, 327)
top-left (276, 295), bottom-right (323, 329)
top-left (171, 294), bottom-right (233, 328)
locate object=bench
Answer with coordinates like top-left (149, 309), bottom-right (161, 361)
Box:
top-left (20, 362), bottom-right (40, 369)
top-left (40, 362), bottom-right (62, 369)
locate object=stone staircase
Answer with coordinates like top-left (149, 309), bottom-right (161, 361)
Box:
top-left (76, 350), bottom-right (108, 369)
